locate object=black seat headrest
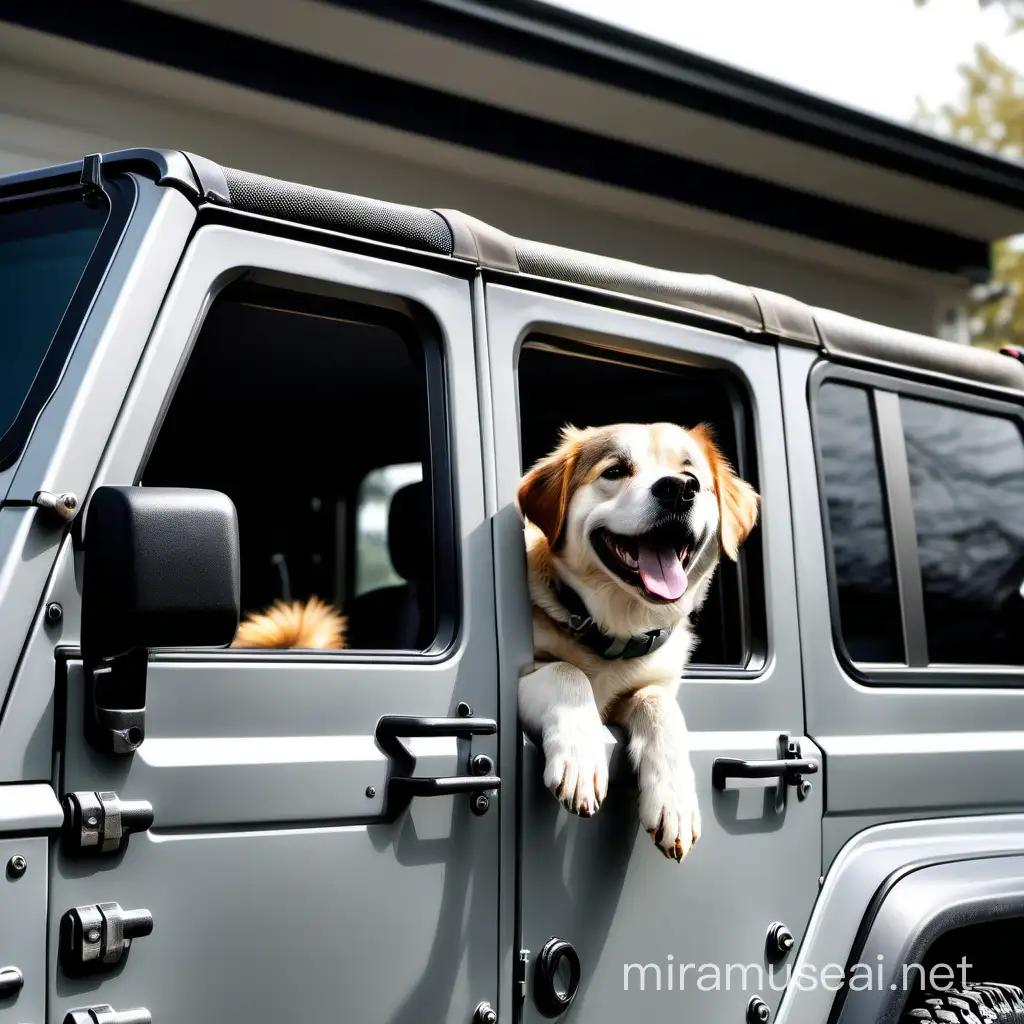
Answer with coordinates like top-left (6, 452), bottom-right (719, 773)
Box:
top-left (388, 481), bottom-right (428, 583)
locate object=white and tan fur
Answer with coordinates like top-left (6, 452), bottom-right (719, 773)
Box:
top-left (517, 422), bottom-right (759, 862)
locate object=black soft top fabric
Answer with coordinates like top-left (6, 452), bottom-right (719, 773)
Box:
top-left (210, 161), bottom-right (1024, 395)
top-left (222, 166), bottom-right (454, 255)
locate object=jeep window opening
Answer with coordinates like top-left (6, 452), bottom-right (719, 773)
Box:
top-left (517, 336), bottom-right (766, 673)
top-left (813, 365), bottom-right (1024, 683)
top-left (138, 277), bottom-right (458, 657)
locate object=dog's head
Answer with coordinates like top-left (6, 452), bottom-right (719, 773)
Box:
top-left (518, 422), bottom-right (759, 613)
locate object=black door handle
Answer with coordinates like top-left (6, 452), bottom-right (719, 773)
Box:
top-left (712, 757), bottom-right (819, 790)
top-left (375, 714), bottom-right (500, 820)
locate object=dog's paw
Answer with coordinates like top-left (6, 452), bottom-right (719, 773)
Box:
top-left (638, 761), bottom-right (701, 863)
top-left (542, 710), bottom-right (609, 818)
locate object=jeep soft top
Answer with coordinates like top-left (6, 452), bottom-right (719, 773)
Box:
top-left (6, 147), bottom-right (1022, 396)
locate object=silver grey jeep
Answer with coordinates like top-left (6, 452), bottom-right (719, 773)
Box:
top-left (0, 149), bottom-right (1023, 1024)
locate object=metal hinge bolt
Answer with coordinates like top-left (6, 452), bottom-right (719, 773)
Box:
top-left (747, 996), bottom-right (771, 1023)
top-left (766, 922), bottom-right (795, 961)
top-left (0, 966), bottom-right (23, 997)
top-left (32, 490), bottom-right (79, 524)
top-left (473, 1000), bottom-right (497, 1024)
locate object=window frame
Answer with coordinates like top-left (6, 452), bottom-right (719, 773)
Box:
top-left (515, 333), bottom-right (766, 674)
top-left (136, 273), bottom-right (460, 661)
top-left (0, 173), bottom-right (136, 471)
top-left (810, 360), bottom-right (1024, 687)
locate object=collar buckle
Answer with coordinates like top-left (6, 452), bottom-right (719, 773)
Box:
top-left (641, 629), bottom-right (662, 656)
top-left (567, 612), bottom-right (589, 634)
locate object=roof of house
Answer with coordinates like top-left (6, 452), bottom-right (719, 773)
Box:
top-left (5, 0), bottom-right (1024, 279)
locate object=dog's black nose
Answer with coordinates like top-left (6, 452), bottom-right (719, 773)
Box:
top-left (680, 474), bottom-right (700, 501)
top-left (651, 474), bottom-right (700, 510)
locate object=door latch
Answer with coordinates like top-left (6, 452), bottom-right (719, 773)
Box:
top-left (375, 713), bottom-right (500, 821)
top-left (59, 902), bottom-right (154, 976)
top-left (63, 1007), bottom-right (151, 1024)
top-left (712, 732), bottom-right (819, 810)
top-left (62, 792), bottom-right (154, 857)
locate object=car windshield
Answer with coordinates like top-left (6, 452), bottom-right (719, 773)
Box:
top-left (0, 193), bottom-right (107, 456)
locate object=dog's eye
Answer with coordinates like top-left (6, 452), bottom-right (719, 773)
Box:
top-left (601, 462), bottom-right (630, 480)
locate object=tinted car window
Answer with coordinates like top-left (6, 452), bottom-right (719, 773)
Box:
top-left (816, 382), bottom-right (905, 663)
top-left (0, 196), bottom-right (105, 451)
top-left (143, 286), bottom-right (445, 653)
top-left (901, 397), bottom-right (1024, 666)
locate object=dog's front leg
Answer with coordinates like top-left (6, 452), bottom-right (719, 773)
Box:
top-left (519, 661), bottom-right (609, 817)
top-left (613, 684), bottom-right (701, 862)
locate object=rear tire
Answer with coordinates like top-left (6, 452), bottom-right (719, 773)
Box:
top-left (901, 982), bottom-right (1024, 1022)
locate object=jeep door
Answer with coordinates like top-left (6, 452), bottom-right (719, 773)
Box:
top-left (485, 283), bottom-right (822, 1022)
top-left (48, 225), bottom-right (500, 1023)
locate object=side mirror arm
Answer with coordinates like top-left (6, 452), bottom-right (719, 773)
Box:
top-left (83, 648), bottom-right (149, 756)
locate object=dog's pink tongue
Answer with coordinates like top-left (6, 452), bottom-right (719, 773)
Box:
top-left (637, 543), bottom-right (688, 601)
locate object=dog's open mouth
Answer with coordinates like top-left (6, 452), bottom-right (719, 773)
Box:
top-left (592, 521), bottom-right (693, 603)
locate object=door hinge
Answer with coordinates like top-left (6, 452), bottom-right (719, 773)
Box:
top-left (516, 949), bottom-right (531, 1002)
top-left (59, 902), bottom-right (154, 977)
top-left (64, 1007), bottom-right (151, 1024)
top-left (61, 791), bottom-right (154, 857)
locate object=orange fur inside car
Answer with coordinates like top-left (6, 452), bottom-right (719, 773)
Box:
top-left (232, 596), bottom-right (346, 650)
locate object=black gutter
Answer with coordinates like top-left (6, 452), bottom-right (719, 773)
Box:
top-left (0, 0), bottom-right (990, 275)
top-left (350, 0), bottom-right (1024, 209)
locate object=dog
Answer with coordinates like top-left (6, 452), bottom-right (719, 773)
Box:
top-left (517, 422), bottom-right (759, 862)
top-left (232, 596), bottom-right (346, 650)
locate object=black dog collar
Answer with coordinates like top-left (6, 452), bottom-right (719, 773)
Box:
top-left (551, 577), bottom-right (671, 661)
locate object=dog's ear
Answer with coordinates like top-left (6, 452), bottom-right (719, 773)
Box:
top-left (517, 427), bottom-right (581, 550)
top-left (692, 424), bottom-right (759, 561)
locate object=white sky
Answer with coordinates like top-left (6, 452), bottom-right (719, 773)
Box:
top-left (542, 0), bottom-right (1024, 128)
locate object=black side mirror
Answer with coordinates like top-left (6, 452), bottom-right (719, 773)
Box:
top-left (82, 486), bottom-right (240, 754)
